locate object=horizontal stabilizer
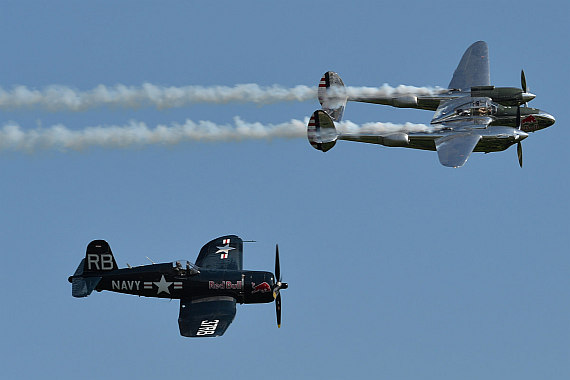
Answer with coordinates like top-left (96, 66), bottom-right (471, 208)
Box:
top-left (318, 72), bottom-right (348, 121)
top-left (72, 276), bottom-right (101, 298)
top-left (71, 258), bottom-right (101, 297)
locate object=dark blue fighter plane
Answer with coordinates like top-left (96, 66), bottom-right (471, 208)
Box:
top-left (68, 235), bottom-right (287, 337)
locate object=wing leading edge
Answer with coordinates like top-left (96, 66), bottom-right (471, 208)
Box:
top-left (178, 296), bottom-right (237, 337)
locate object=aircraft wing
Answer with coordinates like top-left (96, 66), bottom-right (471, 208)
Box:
top-left (435, 132), bottom-right (482, 168)
top-left (178, 296), bottom-right (237, 337)
top-left (194, 235), bottom-right (243, 271)
top-left (448, 41), bottom-right (490, 91)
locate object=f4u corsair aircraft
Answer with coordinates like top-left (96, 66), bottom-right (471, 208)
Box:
top-left (68, 235), bottom-right (288, 337)
top-left (308, 41), bottom-right (555, 167)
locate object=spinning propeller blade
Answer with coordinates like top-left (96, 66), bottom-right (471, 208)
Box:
top-left (516, 105), bottom-right (523, 168)
top-left (520, 69), bottom-right (535, 106)
top-left (273, 244), bottom-right (288, 328)
top-left (521, 69), bottom-right (528, 93)
top-left (275, 244), bottom-right (280, 287)
top-left (276, 293), bottom-right (282, 328)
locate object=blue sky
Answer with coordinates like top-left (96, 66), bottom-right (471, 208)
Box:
top-left (1, 1), bottom-right (568, 379)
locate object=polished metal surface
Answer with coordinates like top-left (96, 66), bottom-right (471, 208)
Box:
top-left (309, 41), bottom-right (555, 167)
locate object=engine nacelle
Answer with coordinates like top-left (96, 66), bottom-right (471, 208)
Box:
top-left (392, 95), bottom-right (418, 108)
top-left (470, 86), bottom-right (533, 106)
top-left (381, 132), bottom-right (409, 147)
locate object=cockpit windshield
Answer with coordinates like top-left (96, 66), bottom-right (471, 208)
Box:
top-left (172, 260), bottom-right (200, 276)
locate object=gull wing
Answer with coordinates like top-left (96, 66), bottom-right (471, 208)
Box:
top-left (194, 235), bottom-right (243, 271)
top-left (178, 296), bottom-right (236, 337)
top-left (448, 41), bottom-right (490, 91)
top-left (435, 133), bottom-right (482, 168)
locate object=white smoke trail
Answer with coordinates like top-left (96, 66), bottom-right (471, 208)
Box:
top-left (0, 83), bottom-right (441, 111)
top-left (346, 84), bottom-right (444, 98)
top-left (0, 84), bottom-right (316, 110)
top-left (0, 118), bottom-right (430, 152)
top-left (337, 120), bottom-right (431, 134)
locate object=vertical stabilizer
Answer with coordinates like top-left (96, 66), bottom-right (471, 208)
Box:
top-left (70, 240), bottom-right (117, 297)
top-left (318, 72), bottom-right (348, 121)
top-left (307, 110), bottom-right (338, 152)
top-left (83, 240), bottom-right (118, 274)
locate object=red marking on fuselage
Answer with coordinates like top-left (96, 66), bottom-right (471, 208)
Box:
top-left (252, 282), bottom-right (271, 293)
top-left (523, 115), bottom-right (536, 123)
top-left (521, 115), bottom-right (539, 132)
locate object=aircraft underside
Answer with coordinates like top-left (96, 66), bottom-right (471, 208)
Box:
top-left (340, 130), bottom-right (517, 153)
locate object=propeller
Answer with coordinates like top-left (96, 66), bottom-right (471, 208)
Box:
top-left (521, 69), bottom-right (527, 93)
top-left (520, 69), bottom-right (535, 106)
top-left (276, 293), bottom-right (282, 328)
top-left (273, 244), bottom-right (288, 328)
top-left (516, 105), bottom-right (523, 168)
top-left (517, 140), bottom-right (523, 168)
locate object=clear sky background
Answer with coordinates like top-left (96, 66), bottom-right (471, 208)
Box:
top-left (1, 1), bottom-right (568, 379)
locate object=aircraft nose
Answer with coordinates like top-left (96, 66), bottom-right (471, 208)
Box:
top-left (541, 112), bottom-right (556, 127)
top-left (521, 92), bottom-right (536, 103)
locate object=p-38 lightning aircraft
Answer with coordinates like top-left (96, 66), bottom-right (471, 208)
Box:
top-left (68, 235), bottom-right (288, 337)
top-left (308, 41), bottom-right (555, 167)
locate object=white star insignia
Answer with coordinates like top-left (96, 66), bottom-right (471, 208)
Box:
top-left (216, 244), bottom-right (235, 255)
top-left (154, 275), bottom-right (173, 295)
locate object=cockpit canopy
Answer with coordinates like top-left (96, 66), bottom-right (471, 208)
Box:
top-left (432, 97), bottom-right (497, 124)
top-left (172, 260), bottom-right (200, 276)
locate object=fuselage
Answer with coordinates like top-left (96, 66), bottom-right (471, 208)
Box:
top-left (71, 263), bottom-right (276, 304)
top-left (350, 89), bottom-right (555, 133)
top-left (339, 94), bottom-right (554, 154)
